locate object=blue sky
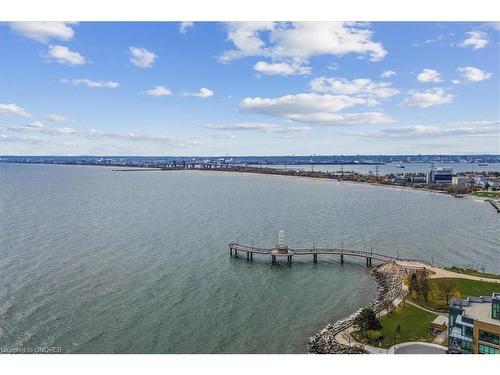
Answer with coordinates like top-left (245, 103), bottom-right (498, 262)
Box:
top-left (1, 21), bottom-right (499, 155)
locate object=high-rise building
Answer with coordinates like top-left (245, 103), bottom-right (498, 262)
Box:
top-left (426, 167), bottom-right (453, 184)
top-left (448, 293), bottom-right (500, 354)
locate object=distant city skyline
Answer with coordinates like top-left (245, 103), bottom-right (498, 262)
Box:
top-left (1, 21), bottom-right (499, 156)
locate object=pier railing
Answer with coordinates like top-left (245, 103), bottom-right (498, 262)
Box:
top-left (228, 242), bottom-right (433, 267)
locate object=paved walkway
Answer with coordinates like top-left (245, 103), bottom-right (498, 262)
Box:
top-left (331, 262), bottom-right (497, 354)
top-left (395, 261), bottom-right (500, 284)
top-left (405, 299), bottom-right (447, 316)
top-left (432, 329), bottom-right (448, 346)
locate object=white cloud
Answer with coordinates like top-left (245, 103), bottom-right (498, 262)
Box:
top-left (417, 69), bottom-right (442, 83)
top-left (192, 88), bottom-right (214, 98)
top-left (86, 130), bottom-right (201, 146)
top-left (54, 127), bottom-right (76, 134)
top-left (452, 79), bottom-right (461, 85)
top-left (220, 22), bottom-right (387, 63)
top-left (381, 70), bottom-right (396, 78)
top-left (309, 77), bottom-right (399, 98)
top-left (357, 121), bottom-right (499, 139)
top-left (459, 31), bottom-right (489, 50)
top-left (239, 93), bottom-right (393, 125)
top-left (45, 45), bottom-right (86, 65)
top-left (284, 111), bottom-right (394, 125)
top-left (400, 88), bottom-right (454, 108)
top-left (327, 63), bottom-right (339, 71)
top-left (145, 86), bottom-right (172, 96)
top-left (424, 35), bottom-right (445, 44)
top-left (213, 132), bottom-right (237, 139)
top-left (485, 22), bottom-right (500, 31)
top-left (254, 61), bottom-right (310, 76)
top-left (61, 78), bottom-right (119, 88)
top-left (205, 122), bottom-right (311, 133)
top-left (0, 103), bottom-right (31, 117)
top-left (129, 47), bottom-right (157, 68)
top-left (8, 22), bottom-right (76, 43)
top-left (219, 22), bottom-right (274, 62)
top-left (47, 113), bottom-right (69, 122)
top-left (27, 121), bottom-right (44, 129)
top-left (241, 93), bottom-right (365, 115)
top-left (457, 66), bottom-right (492, 82)
top-left (8, 122), bottom-right (76, 135)
top-left (179, 22), bottom-right (194, 34)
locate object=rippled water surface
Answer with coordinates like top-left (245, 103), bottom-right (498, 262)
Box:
top-left (0, 164), bottom-right (498, 353)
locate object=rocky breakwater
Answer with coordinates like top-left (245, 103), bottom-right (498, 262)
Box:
top-left (307, 262), bottom-right (406, 354)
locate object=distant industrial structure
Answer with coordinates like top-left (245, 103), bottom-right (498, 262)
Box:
top-left (448, 293), bottom-right (500, 354)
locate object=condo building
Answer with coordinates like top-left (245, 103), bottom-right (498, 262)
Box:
top-left (426, 167), bottom-right (453, 184)
top-left (448, 293), bottom-right (500, 354)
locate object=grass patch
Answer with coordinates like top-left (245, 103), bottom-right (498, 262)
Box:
top-left (410, 278), bottom-right (500, 311)
top-left (444, 267), bottom-right (500, 280)
top-left (353, 304), bottom-right (437, 349)
top-left (472, 191), bottom-right (500, 198)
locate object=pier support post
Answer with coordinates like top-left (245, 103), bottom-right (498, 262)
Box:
top-left (340, 254), bottom-right (344, 264)
top-left (366, 257), bottom-right (372, 267)
top-left (272, 255), bottom-right (276, 263)
top-left (250, 252), bottom-right (253, 262)
top-left (246, 252), bottom-right (250, 261)
top-left (287, 256), bottom-right (292, 264)
top-left (234, 250), bottom-right (238, 257)
top-left (229, 248), bottom-right (233, 257)
top-left (313, 254), bottom-right (317, 263)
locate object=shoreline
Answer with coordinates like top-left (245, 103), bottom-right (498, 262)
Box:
top-left (307, 262), bottom-right (406, 354)
top-left (3, 162), bottom-right (498, 201)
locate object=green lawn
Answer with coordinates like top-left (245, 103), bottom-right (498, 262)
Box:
top-left (472, 191), bottom-right (500, 198)
top-left (352, 304), bottom-right (437, 349)
top-left (444, 267), bottom-right (500, 280)
top-left (410, 278), bottom-right (500, 311)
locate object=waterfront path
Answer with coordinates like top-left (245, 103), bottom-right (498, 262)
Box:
top-left (395, 261), bottom-right (500, 283)
top-left (405, 299), bottom-right (447, 316)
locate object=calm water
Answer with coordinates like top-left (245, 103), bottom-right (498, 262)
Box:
top-left (0, 164), bottom-right (499, 353)
top-left (252, 162), bottom-right (500, 175)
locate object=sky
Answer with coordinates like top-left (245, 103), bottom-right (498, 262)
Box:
top-left (0, 21), bottom-right (499, 156)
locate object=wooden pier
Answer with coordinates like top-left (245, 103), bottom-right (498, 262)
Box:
top-left (228, 242), bottom-right (431, 267)
top-left (486, 199), bottom-right (500, 213)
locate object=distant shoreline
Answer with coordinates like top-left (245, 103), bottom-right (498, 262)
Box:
top-left (3, 162), bottom-right (499, 203)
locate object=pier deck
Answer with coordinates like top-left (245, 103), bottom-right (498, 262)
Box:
top-left (228, 242), bottom-right (432, 267)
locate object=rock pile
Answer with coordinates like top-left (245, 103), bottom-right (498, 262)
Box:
top-left (307, 262), bottom-right (405, 354)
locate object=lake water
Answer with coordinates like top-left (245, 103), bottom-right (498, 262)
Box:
top-left (0, 164), bottom-right (499, 353)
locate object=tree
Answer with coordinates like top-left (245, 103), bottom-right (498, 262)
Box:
top-left (367, 330), bottom-right (383, 345)
top-left (436, 278), bottom-right (457, 305)
top-left (417, 271), bottom-right (430, 303)
top-left (395, 324), bottom-right (401, 344)
top-left (354, 308), bottom-right (381, 337)
top-left (409, 273), bottom-right (418, 295)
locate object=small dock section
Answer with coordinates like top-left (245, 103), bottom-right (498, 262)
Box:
top-left (486, 199), bottom-right (500, 213)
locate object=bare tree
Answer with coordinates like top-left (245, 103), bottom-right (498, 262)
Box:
top-left (436, 278), bottom-right (457, 305)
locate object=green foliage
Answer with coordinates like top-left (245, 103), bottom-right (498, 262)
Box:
top-left (473, 191), bottom-right (500, 198)
top-left (354, 307), bottom-right (381, 336)
top-left (377, 305), bottom-right (436, 348)
top-left (410, 278), bottom-right (500, 311)
top-left (366, 330), bottom-right (383, 345)
top-left (445, 266), bottom-right (500, 280)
